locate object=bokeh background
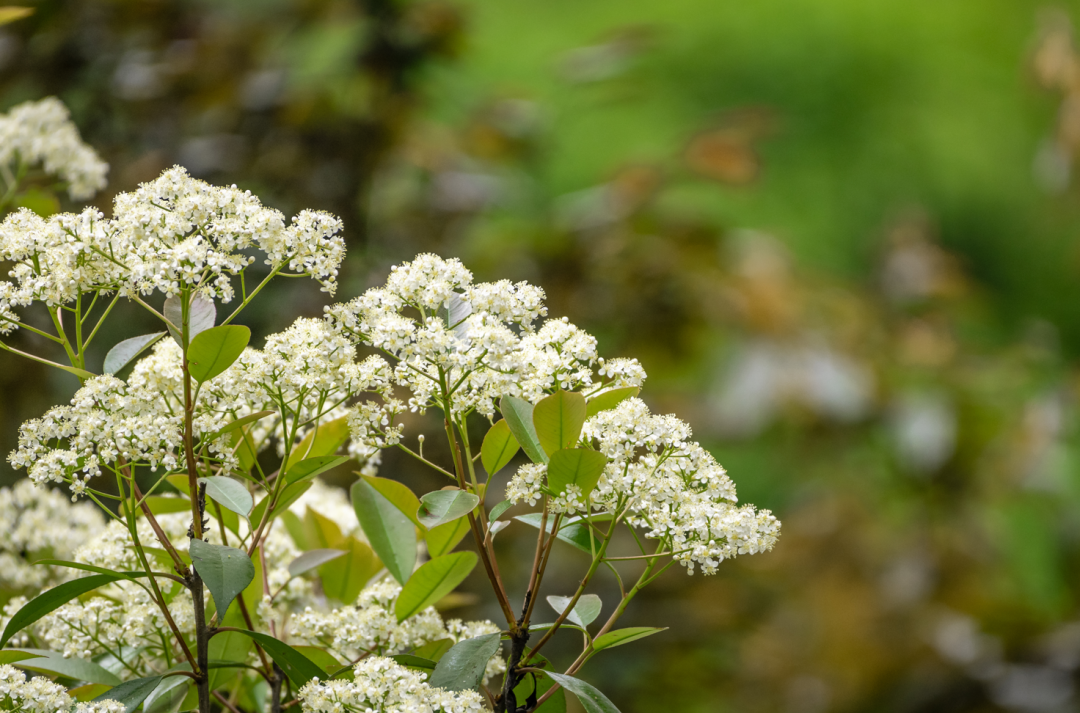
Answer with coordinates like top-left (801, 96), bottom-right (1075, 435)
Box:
top-left (6, 1), bottom-right (1080, 711)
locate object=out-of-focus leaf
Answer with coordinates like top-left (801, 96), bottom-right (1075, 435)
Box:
top-left (585, 387), bottom-right (639, 418)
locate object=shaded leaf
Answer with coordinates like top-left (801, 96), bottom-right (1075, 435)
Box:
top-left (546, 594), bottom-right (602, 628)
top-left (15, 649), bottom-right (120, 686)
top-left (284, 455), bottom-right (349, 485)
top-left (591, 627), bottom-right (667, 652)
top-left (500, 395), bottom-right (547, 464)
top-left (187, 325), bottom-right (250, 383)
top-left (92, 676), bottom-right (162, 713)
top-left (1, 574), bottom-right (123, 648)
top-left (425, 517), bottom-right (472, 557)
top-left (287, 549), bottom-right (347, 578)
top-left (514, 513), bottom-right (602, 554)
top-left (585, 387), bottom-right (639, 418)
top-left (513, 651), bottom-right (566, 713)
top-left (203, 411), bottom-right (275, 443)
top-left (320, 537), bottom-right (381, 605)
top-left (351, 478), bottom-right (416, 585)
top-left (546, 448), bottom-right (608, 499)
top-left (199, 476), bottom-right (253, 518)
top-left (488, 500), bottom-right (513, 523)
top-left (189, 539), bottom-right (255, 620)
top-left (103, 332), bottom-right (166, 374)
top-left (394, 552), bottom-right (478, 622)
top-left (417, 489), bottom-right (480, 529)
top-left (390, 654), bottom-right (438, 671)
top-left (533, 390), bottom-right (587, 456)
top-left (231, 630), bottom-right (325, 687)
top-left (546, 673), bottom-right (622, 713)
top-left (428, 633), bottom-right (501, 691)
top-left (481, 420), bottom-right (519, 476)
top-left (143, 674), bottom-right (190, 713)
top-left (165, 294), bottom-right (215, 344)
top-left (0, 7), bottom-right (34, 25)
top-left (284, 416), bottom-right (350, 470)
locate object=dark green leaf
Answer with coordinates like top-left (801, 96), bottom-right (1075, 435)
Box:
top-left (15, 649), bottom-right (121, 686)
top-left (481, 420), bottom-right (519, 476)
top-left (230, 630), bottom-right (325, 687)
top-left (500, 395), bottom-right (547, 464)
top-left (189, 539), bottom-right (255, 620)
top-left (513, 651), bottom-right (566, 713)
top-left (546, 673), bottom-right (622, 713)
top-left (351, 478), bottom-right (416, 585)
top-left (389, 654), bottom-right (438, 671)
top-left (591, 627), bottom-right (667, 652)
top-left (533, 391), bottom-right (587, 456)
top-left (1, 574), bottom-right (122, 648)
top-left (546, 448), bottom-right (608, 499)
top-left (199, 476), bottom-right (252, 518)
top-left (427, 633), bottom-right (501, 691)
top-left (186, 325), bottom-right (250, 383)
top-left (103, 332), bottom-right (166, 374)
top-left (585, 387), bottom-right (639, 418)
top-left (417, 489), bottom-right (480, 529)
top-left (92, 676), bottom-right (162, 713)
top-left (165, 294), bottom-right (215, 344)
top-left (546, 594), bottom-right (602, 628)
top-left (284, 455), bottom-right (350, 485)
top-left (394, 552), bottom-right (477, 622)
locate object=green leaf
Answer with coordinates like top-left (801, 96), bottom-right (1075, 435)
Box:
top-left (284, 416), bottom-right (350, 471)
top-left (585, 387), bottom-right (639, 418)
top-left (351, 478), bottom-right (416, 585)
top-left (203, 410), bottom-right (275, 443)
top-left (546, 448), bottom-right (608, 499)
top-left (427, 633), bottom-right (501, 691)
top-left (249, 481), bottom-right (313, 526)
top-left (320, 537), bottom-right (381, 605)
top-left (1, 574), bottom-right (123, 648)
top-left (500, 395), bottom-right (547, 464)
top-left (591, 627), bottom-right (667, 652)
top-left (303, 507), bottom-right (344, 549)
top-left (287, 549), bottom-right (347, 578)
top-left (389, 654), bottom-right (438, 671)
top-left (413, 638), bottom-right (455, 662)
top-left (0, 7), bottom-right (34, 25)
top-left (186, 325), bottom-right (250, 383)
top-left (0, 651), bottom-right (40, 665)
top-left (513, 651), bottom-right (566, 713)
top-left (15, 649), bottom-right (121, 686)
top-left (103, 332), bottom-right (166, 374)
top-left (514, 513), bottom-right (603, 554)
top-left (488, 500), bottom-right (513, 523)
top-left (481, 420), bottom-right (520, 476)
top-left (284, 455), bottom-right (350, 485)
top-left (425, 517), bottom-right (472, 557)
top-left (189, 539), bottom-right (255, 620)
top-left (291, 647), bottom-right (341, 674)
top-left (362, 475), bottom-right (423, 528)
top-left (199, 476), bottom-right (253, 518)
top-left (141, 496), bottom-right (191, 517)
top-left (546, 594), bottom-right (602, 628)
top-left (143, 674), bottom-right (191, 713)
top-left (70, 684), bottom-right (112, 703)
top-left (164, 294), bottom-right (215, 344)
top-left (32, 560), bottom-right (155, 584)
top-left (417, 489), bottom-right (480, 529)
top-left (394, 552), bottom-right (478, 622)
top-left (546, 673), bottom-right (622, 713)
top-left (92, 676), bottom-right (162, 713)
top-left (533, 390), bottom-right (587, 456)
top-left (15, 187), bottom-right (59, 217)
top-left (230, 630), bottom-right (325, 687)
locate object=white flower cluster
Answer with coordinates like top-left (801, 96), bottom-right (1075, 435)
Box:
top-left (0, 480), bottom-right (105, 591)
top-left (298, 657), bottom-right (485, 713)
top-left (0, 166), bottom-right (345, 334)
top-left (507, 398), bottom-right (781, 575)
top-left (0, 97), bottom-right (108, 200)
top-left (325, 254), bottom-right (645, 418)
top-left (0, 664), bottom-right (124, 713)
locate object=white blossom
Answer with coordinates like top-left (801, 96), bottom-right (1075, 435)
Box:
top-left (298, 656), bottom-right (485, 713)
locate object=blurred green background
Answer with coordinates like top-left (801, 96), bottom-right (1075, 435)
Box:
top-left (6, 0), bottom-right (1080, 711)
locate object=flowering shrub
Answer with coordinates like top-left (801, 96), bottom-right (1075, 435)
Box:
top-left (0, 100), bottom-right (779, 713)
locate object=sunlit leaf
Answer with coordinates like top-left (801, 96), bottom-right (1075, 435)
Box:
top-left (417, 489), bottom-right (480, 529)
top-left (591, 627), bottom-right (667, 652)
top-left (546, 448), bottom-right (608, 499)
top-left (481, 420), bottom-right (519, 476)
top-left (394, 552), bottom-right (477, 622)
top-left (533, 390), bottom-right (587, 456)
top-left (186, 325), bottom-right (250, 383)
top-left (585, 387), bottom-right (639, 418)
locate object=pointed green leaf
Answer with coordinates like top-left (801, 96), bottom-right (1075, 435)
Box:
top-left (142, 674), bottom-right (191, 713)
top-left (394, 552), bottom-right (477, 622)
top-left (203, 411), bottom-right (275, 443)
top-left (320, 537), bottom-right (381, 605)
top-left (0, 651), bottom-right (41, 665)
top-left (428, 633), bottom-right (501, 691)
top-left (249, 480), bottom-right (313, 526)
top-left (547, 448), bottom-right (608, 499)
top-left (362, 475), bottom-right (423, 528)
top-left (140, 496), bottom-right (191, 517)
top-left (287, 549), bottom-right (347, 578)
top-left (199, 476), bottom-right (253, 518)
top-left (585, 387), bottom-right (639, 418)
top-left (103, 332), bottom-right (166, 374)
top-left (513, 651), bottom-right (566, 713)
top-left (413, 638), bottom-right (455, 662)
top-left (390, 654), bottom-right (438, 671)
top-left (488, 500), bottom-right (513, 523)
top-left (92, 676), bottom-right (163, 713)
top-left (207, 610), bottom-right (253, 689)
top-left (230, 630), bottom-right (326, 687)
top-left (1, 574), bottom-right (123, 648)
top-left (546, 673), bottom-right (622, 713)
top-left (546, 594), bottom-right (601, 628)
top-left (15, 649), bottom-right (121, 686)
top-left (481, 420), bottom-right (520, 476)
top-left (351, 479), bottom-right (416, 585)
top-left (534, 391), bottom-right (587, 456)
top-left (292, 647), bottom-right (342, 674)
top-left (189, 539), bottom-right (255, 620)
top-left (514, 513), bottom-right (605, 554)
top-left (165, 294), bottom-right (215, 344)
top-left (591, 627), bottom-right (667, 652)
top-left (500, 395), bottom-right (547, 464)
top-left (284, 416), bottom-right (350, 470)
top-left (284, 455), bottom-right (350, 485)
top-left (70, 684), bottom-right (112, 703)
top-left (425, 517), bottom-right (472, 558)
top-left (417, 489), bottom-right (480, 529)
top-left (186, 325), bottom-right (249, 383)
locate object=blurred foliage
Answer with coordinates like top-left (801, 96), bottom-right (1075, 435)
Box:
top-left (7, 0), bottom-right (1080, 712)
